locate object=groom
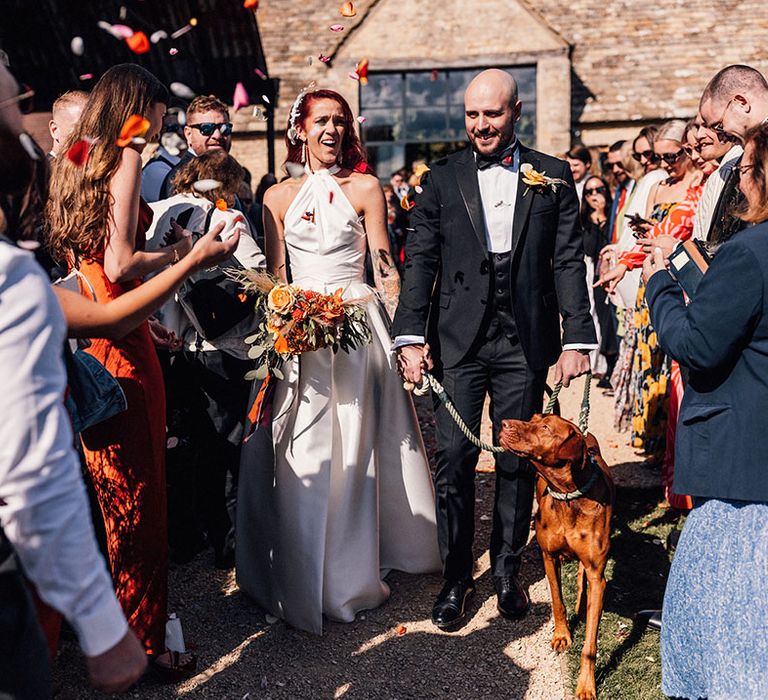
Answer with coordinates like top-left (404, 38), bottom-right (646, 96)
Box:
top-left (393, 69), bottom-right (596, 629)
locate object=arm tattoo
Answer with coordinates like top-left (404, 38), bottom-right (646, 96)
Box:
top-left (372, 248), bottom-right (400, 321)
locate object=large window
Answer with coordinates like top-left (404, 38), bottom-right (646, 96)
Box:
top-left (361, 66), bottom-right (536, 179)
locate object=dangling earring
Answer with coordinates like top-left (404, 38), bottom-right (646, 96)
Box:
top-left (301, 140), bottom-right (308, 165)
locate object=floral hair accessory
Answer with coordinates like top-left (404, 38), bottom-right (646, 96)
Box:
top-left (287, 81), bottom-right (317, 144)
top-left (520, 162), bottom-right (569, 196)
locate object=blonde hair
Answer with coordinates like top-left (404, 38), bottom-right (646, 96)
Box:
top-left (655, 119), bottom-right (688, 144)
top-left (46, 64), bottom-right (168, 263)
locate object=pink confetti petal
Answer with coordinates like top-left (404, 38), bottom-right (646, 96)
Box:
top-left (150, 30), bottom-right (168, 43)
top-left (169, 47), bottom-right (178, 55)
top-left (318, 54), bottom-right (331, 63)
top-left (329, 24), bottom-right (344, 32)
top-left (79, 73), bottom-right (94, 81)
top-left (356, 115), bottom-right (366, 124)
top-left (110, 24), bottom-right (135, 39)
top-left (233, 81), bottom-right (249, 112)
top-left (254, 68), bottom-right (267, 80)
top-left (348, 72), bottom-right (360, 81)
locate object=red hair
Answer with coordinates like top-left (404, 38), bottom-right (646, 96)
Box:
top-left (284, 89), bottom-right (374, 175)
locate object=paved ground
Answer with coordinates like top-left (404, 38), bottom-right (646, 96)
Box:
top-left (54, 374), bottom-right (651, 699)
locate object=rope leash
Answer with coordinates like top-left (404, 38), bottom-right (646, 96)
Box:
top-left (409, 370), bottom-right (592, 454)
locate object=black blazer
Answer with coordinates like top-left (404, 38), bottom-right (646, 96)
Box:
top-left (646, 223), bottom-right (768, 503)
top-left (392, 145), bottom-right (595, 370)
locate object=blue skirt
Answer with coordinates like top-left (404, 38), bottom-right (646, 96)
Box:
top-left (662, 498), bottom-right (768, 699)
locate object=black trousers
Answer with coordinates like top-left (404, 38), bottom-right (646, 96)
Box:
top-left (432, 319), bottom-right (547, 581)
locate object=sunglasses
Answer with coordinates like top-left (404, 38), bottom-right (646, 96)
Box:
top-left (188, 122), bottom-right (233, 137)
top-left (585, 186), bottom-right (606, 196)
top-left (632, 150), bottom-right (661, 163)
top-left (656, 149), bottom-right (685, 165)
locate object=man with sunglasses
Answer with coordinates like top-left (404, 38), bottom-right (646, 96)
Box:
top-left (699, 65), bottom-right (768, 245)
top-left (159, 94), bottom-right (234, 200)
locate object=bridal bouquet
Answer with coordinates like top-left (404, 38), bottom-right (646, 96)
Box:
top-left (233, 269), bottom-right (372, 381)
top-left (231, 269), bottom-right (372, 432)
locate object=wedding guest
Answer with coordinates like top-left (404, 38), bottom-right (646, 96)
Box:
top-left (566, 144), bottom-right (592, 201)
top-left (692, 113), bottom-right (743, 242)
top-left (599, 120), bottom-right (705, 459)
top-left (631, 126), bottom-right (661, 174)
top-left (0, 61), bottom-right (146, 698)
top-left (642, 122), bottom-right (768, 700)
top-left (47, 90), bottom-right (88, 159)
top-left (698, 65), bottom-right (768, 244)
top-left (252, 173), bottom-right (277, 249)
top-left (160, 94), bottom-right (233, 199)
top-left (46, 64), bottom-right (190, 670)
top-left (580, 175), bottom-right (617, 383)
top-left (605, 140), bottom-right (640, 244)
top-left (146, 150), bottom-right (265, 568)
top-left (140, 110), bottom-right (186, 202)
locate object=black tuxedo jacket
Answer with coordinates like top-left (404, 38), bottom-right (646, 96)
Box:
top-left (392, 145), bottom-right (596, 371)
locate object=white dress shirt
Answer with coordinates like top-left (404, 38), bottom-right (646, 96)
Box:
top-left (692, 144), bottom-right (744, 241)
top-left (0, 239), bottom-right (128, 657)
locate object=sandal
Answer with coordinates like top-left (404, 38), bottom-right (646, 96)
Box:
top-left (152, 650), bottom-right (197, 684)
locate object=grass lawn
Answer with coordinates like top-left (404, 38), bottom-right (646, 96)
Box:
top-left (559, 485), bottom-right (686, 699)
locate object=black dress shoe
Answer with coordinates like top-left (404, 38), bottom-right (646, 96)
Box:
top-left (432, 578), bottom-right (475, 630)
top-left (494, 575), bottom-right (529, 619)
top-left (636, 608), bottom-right (662, 632)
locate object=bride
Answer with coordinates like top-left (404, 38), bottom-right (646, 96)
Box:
top-left (235, 88), bottom-right (441, 633)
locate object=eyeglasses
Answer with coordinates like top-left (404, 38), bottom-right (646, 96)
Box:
top-left (632, 150), bottom-right (661, 163)
top-left (706, 98), bottom-right (734, 135)
top-left (733, 163), bottom-right (755, 177)
top-left (656, 149), bottom-right (685, 165)
top-left (188, 122), bottom-right (233, 137)
top-left (584, 186), bottom-right (606, 196)
top-left (0, 85), bottom-right (34, 114)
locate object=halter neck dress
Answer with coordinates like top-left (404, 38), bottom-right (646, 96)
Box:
top-left (236, 167), bottom-right (441, 634)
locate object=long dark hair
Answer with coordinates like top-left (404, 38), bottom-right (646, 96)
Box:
top-left (284, 89), bottom-right (373, 174)
top-left (47, 64), bottom-right (169, 262)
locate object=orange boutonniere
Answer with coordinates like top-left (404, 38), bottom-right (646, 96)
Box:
top-left (520, 162), bottom-right (569, 196)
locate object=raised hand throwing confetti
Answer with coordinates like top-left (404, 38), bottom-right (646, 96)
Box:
top-left (115, 115), bottom-right (150, 148)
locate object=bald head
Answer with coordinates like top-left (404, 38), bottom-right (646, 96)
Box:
top-left (699, 65), bottom-right (768, 140)
top-left (49, 90), bottom-right (88, 156)
top-left (464, 69), bottom-right (522, 156)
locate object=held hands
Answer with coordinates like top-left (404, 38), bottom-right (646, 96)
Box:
top-left (642, 247), bottom-right (667, 285)
top-left (396, 343), bottom-right (433, 386)
top-left (85, 628), bottom-right (147, 693)
top-left (553, 349), bottom-right (591, 388)
top-left (148, 317), bottom-right (182, 351)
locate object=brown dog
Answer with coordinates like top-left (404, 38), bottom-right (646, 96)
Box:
top-left (499, 414), bottom-right (614, 700)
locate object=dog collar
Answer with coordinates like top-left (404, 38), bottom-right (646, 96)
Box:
top-left (546, 454), bottom-right (600, 502)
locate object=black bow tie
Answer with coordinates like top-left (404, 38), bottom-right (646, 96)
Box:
top-left (475, 143), bottom-right (517, 171)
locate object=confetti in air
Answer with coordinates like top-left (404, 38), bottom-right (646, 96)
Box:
top-left (170, 82), bottom-right (196, 99)
top-left (329, 24), bottom-right (344, 32)
top-left (66, 139), bottom-right (90, 167)
top-left (70, 36), bottom-right (84, 56)
top-left (215, 198), bottom-right (228, 211)
top-left (233, 82), bottom-right (250, 112)
top-left (115, 115), bottom-right (150, 147)
top-left (193, 179), bottom-right (222, 193)
top-left (356, 58), bottom-right (369, 85)
top-left (340, 1), bottom-right (357, 17)
top-left (318, 54), bottom-right (331, 63)
top-left (244, 0), bottom-right (259, 7)
top-left (126, 31), bottom-right (150, 54)
top-left (150, 30), bottom-right (168, 43)
top-left (169, 47), bottom-right (179, 55)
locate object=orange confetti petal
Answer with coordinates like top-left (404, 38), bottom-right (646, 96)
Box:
top-left (396, 624), bottom-right (407, 636)
top-left (215, 198), bottom-right (227, 211)
top-left (115, 114), bottom-right (150, 147)
top-left (244, 0), bottom-right (259, 7)
top-left (340, 1), bottom-right (357, 16)
top-left (356, 58), bottom-right (369, 86)
top-left (400, 195), bottom-right (415, 212)
top-left (66, 139), bottom-right (90, 167)
top-left (125, 30), bottom-right (150, 54)
top-left (274, 335), bottom-right (289, 353)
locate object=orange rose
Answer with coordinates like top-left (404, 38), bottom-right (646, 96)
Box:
top-left (267, 284), bottom-right (296, 314)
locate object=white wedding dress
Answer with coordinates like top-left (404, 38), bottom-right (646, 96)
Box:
top-left (236, 166), bottom-right (441, 634)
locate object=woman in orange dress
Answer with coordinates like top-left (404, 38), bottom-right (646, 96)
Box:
top-left (47, 64), bottom-right (192, 661)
